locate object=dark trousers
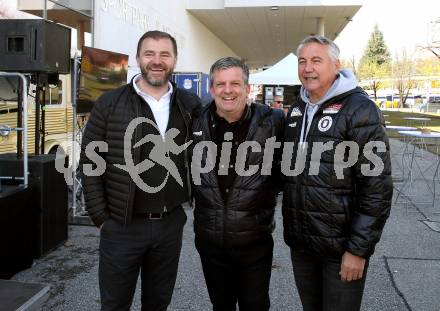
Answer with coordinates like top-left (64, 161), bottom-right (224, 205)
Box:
top-left (98, 207), bottom-right (187, 311)
top-left (290, 249), bottom-right (369, 311)
top-left (195, 236), bottom-right (274, 311)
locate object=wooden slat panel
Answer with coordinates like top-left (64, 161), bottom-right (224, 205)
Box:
top-left (1, 105), bottom-right (74, 154)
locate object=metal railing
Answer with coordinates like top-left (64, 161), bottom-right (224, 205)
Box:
top-left (0, 72), bottom-right (29, 186)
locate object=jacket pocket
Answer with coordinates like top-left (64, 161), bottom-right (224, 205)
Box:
top-left (330, 189), bottom-right (353, 237)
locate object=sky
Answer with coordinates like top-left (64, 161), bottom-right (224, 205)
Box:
top-left (334, 0), bottom-right (439, 61)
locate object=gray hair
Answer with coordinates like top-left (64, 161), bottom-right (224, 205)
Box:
top-left (209, 57), bottom-right (249, 86)
top-left (296, 35), bottom-right (340, 62)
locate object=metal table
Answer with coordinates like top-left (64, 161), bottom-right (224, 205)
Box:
top-left (385, 126), bottom-right (417, 180)
top-left (395, 130), bottom-right (440, 211)
top-left (403, 117), bottom-right (431, 127)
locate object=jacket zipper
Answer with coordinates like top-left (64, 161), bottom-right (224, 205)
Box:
top-left (226, 108), bottom-right (272, 194)
top-left (223, 106), bottom-right (272, 244)
top-left (124, 98), bottom-right (140, 225)
top-left (176, 95), bottom-right (193, 207)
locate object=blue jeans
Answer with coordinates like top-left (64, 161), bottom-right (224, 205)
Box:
top-left (290, 249), bottom-right (369, 311)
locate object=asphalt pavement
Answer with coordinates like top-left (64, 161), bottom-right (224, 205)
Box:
top-left (12, 138), bottom-right (440, 310)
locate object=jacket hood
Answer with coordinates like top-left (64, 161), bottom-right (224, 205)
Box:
top-left (300, 69), bottom-right (358, 106)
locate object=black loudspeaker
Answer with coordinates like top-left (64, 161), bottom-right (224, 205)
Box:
top-left (0, 19), bottom-right (71, 74)
top-left (0, 154), bottom-right (68, 258)
top-left (0, 184), bottom-right (37, 279)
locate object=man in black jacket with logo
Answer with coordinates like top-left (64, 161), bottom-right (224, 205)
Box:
top-left (282, 35), bottom-right (392, 311)
top-left (80, 31), bottom-right (200, 311)
top-left (190, 57), bottom-right (284, 311)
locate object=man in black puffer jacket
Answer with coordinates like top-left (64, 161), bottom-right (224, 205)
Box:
top-left (282, 36), bottom-right (392, 311)
top-left (190, 57), bottom-right (284, 311)
top-left (80, 31), bottom-right (200, 311)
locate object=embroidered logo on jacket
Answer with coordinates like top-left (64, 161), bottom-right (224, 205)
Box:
top-left (323, 103), bottom-right (343, 114)
top-left (318, 116), bottom-right (333, 132)
top-left (290, 107), bottom-right (302, 117)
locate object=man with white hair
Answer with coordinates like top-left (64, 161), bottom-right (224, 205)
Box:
top-left (282, 35), bottom-right (392, 311)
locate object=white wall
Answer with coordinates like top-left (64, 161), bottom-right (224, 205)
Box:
top-left (0, 0), bottom-right (39, 18)
top-left (94, 0), bottom-right (237, 74)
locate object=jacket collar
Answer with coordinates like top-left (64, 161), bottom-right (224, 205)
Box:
top-left (128, 75), bottom-right (179, 101)
top-left (208, 101), bottom-right (252, 126)
top-left (202, 101), bottom-right (272, 126)
top-left (297, 86), bottom-right (365, 113)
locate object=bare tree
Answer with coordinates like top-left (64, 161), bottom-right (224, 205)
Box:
top-left (358, 61), bottom-right (389, 100)
top-left (393, 51), bottom-right (416, 107)
top-left (416, 57), bottom-right (440, 76)
top-left (341, 55), bottom-right (357, 76)
top-left (420, 18), bottom-right (440, 59)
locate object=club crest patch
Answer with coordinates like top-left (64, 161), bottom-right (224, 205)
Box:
top-left (318, 116), bottom-right (333, 132)
top-left (323, 103), bottom-right (343, 114)
top-left (290, 107), bottom-right (302, 117)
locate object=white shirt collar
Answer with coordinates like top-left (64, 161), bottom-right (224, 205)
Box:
top-left (132, 73), bottom-right (173, 101)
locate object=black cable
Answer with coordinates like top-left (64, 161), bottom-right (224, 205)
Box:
top-left (383, 256), bottom-right (413, 311)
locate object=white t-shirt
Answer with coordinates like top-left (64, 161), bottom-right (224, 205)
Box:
top-left (132, 74), bottom-right (173, 138)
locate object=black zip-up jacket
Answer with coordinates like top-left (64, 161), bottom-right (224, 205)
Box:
top-left (191, 102), bottom-right (285, 247)
top-left (80, 81), bottom-right (201, 227)
top-left (282, 87), bottom-right (393, 258)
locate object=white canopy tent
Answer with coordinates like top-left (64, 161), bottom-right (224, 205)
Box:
top-left (249, 53), bottom-right (301, 85)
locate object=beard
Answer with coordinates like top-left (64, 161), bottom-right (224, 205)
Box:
top-left (140, 63), bottom-right (174, 87)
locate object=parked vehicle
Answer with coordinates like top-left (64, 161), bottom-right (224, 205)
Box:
top-left (419, 94), bottom-right (440, 112)
top-left (419, 102), bottom-right (440, 113)
top-left (0, 75), bottom-right (74, 155)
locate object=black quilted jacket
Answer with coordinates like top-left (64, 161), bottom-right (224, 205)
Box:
top-left (191, 102), bottom-right (285, 247)
top-left (282, 87), bottom-right (393, 258)
top-left (79, 81), bottom-right (201, 227)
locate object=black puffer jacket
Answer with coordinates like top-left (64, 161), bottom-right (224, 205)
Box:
top-left (191, 103), bottom-right (285, 247)
top-left (282, 87), bottom-right (392, 258)
top-left (80, 81), bottom-right (200, 227)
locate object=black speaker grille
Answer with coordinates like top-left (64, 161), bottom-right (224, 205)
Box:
top-left (0, 19), bottom-right (71, 73)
